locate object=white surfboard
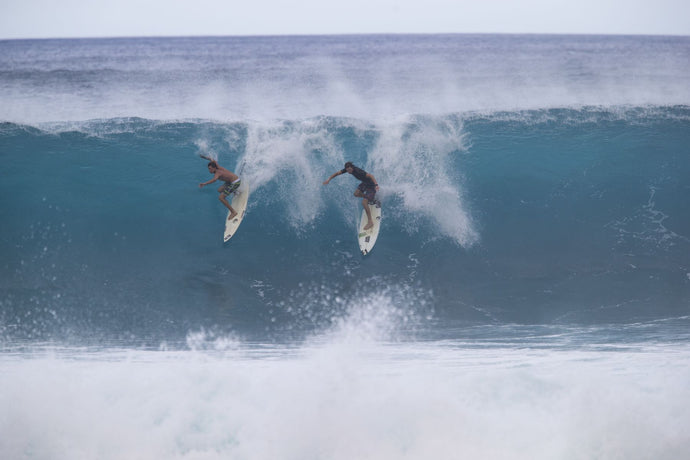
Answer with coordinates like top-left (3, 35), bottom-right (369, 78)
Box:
top-left (223, 179), bottom-right (250, 242)
top-left (357, 200), bottom-right (382, 255)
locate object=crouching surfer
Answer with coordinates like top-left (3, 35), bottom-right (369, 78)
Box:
top-left (199, 155), bottom-right (241, 220)
top-left (323, 162), bottom-right (379, 230)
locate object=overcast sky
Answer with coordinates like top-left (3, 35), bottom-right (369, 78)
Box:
top-left (2, 0), bottom-right (689, 39)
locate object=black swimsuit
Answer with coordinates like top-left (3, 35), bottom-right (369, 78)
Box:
top-left (343, 166), bottom-right (377, 201)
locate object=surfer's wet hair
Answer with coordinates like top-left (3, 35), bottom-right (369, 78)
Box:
top-left (344, 161), bottom-right (354, 169)
top-left (208, 161), bottom-right (218, 169)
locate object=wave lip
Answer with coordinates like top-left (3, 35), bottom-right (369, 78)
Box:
top-left (2, 35), bottom-right (690, 123)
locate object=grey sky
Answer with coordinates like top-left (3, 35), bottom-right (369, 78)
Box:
top-left (1, 0), bottom-right (689, 39)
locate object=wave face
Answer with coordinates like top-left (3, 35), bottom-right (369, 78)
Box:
top-left (2, 35), bottom-right (690, 344)
top-left (2, 106), bottom-right (689, 343)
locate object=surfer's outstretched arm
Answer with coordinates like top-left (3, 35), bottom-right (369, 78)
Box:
top-left (199, 173), bottom-right (220, 188)
top-left (323, 170), bottom-right (344, 185)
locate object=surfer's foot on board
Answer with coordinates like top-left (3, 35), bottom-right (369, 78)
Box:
top-left (228, 212), bottom-right (238, 221)
top-left (363, 221), bottom-right (373, 230)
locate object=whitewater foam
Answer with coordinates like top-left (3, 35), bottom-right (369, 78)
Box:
top-left (371, 114), bottom-right (477, 246)
top-left (2, 332), bottom-right (689, 460)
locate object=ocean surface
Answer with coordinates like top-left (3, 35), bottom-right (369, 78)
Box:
top-left (1, 34), bottom-right (689, 459)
